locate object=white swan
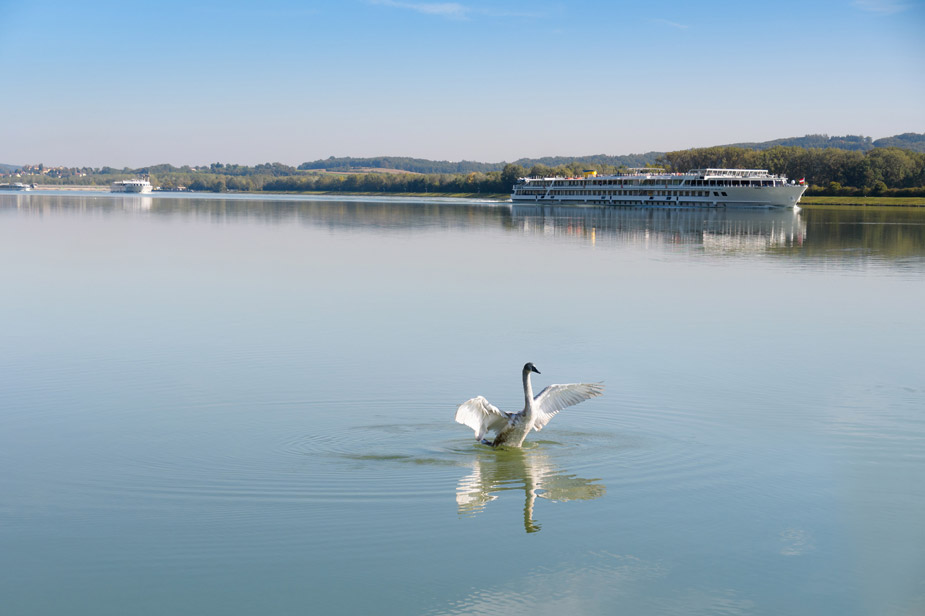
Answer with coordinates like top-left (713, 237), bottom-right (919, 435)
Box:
top-left (455, 362), bottom-right (604, 447)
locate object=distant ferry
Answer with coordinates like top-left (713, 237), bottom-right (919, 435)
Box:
top-left (111, 178), bottom-right (153, 194)
top-left (511, 168), bottom-right (807, 208)
top-left (0, 182), bottom-right (33, 191)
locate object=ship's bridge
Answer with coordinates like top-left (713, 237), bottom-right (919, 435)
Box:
top-left (691, 169), bottom-right (773, 179)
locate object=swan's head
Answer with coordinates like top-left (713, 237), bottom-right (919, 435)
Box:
top-left (524, 362), bottom-right (541, 375)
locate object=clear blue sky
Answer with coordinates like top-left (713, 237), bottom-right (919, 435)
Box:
top-left (1, 0), bottom-right (923, 167)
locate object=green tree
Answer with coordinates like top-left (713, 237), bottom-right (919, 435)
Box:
top-left (500, 164), bottom-right (525, 189)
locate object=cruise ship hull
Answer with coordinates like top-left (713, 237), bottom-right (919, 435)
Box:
top-left (512, 184), bottom-right (806, 208)
top-left (117, 185), bottom-right (153, 194)
top-left (511, 169), bottom-right (808, 208)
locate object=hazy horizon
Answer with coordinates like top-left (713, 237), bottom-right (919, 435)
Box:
top-left (2, 0), bottom-right (923, 168)
top-left (1, 131), bottom-right (920, 171)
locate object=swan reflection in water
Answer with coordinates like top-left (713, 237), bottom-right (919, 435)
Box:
top-left (456, 445), bottom-right (605, 533)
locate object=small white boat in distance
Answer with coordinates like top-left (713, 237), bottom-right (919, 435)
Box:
top-left (0, 182), bottom-right (33, 191)
top-left (111, 178), bottom-right (153, 193)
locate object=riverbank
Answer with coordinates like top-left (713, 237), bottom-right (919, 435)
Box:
top-left (30, 185), bottom-right (510, 200)
top-left (800, 196), bottom-right (925, 207)
top-left (264, 190), bottom-right (510, 200)
top-left (26, 185), bottom-right (925, 207)
top-left (32, 184), bottom-right (105, 191)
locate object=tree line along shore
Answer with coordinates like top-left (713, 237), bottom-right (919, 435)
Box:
top-left (11, 144), bottom-right (925, 200)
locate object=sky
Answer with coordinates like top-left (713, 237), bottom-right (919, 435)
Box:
top-left (0, 0), bottom-right (923, 167)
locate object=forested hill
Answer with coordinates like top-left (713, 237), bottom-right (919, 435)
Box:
top-left (727, 134), bottom-right (873, 151)
top-left (298, 156), bottom-right (499, 174)
top-left (509, 153), bottom-right (661, 169)
top-left (872, 133), bottom-right (925, 152)
top-left (727, 133), bottom-right (925, 153)
top-left (297, 134), bottom-right (924, 174)
top-left (298, 153), bottom-right (662, 174)
top-left (10, 141), bottom-right (925, 197)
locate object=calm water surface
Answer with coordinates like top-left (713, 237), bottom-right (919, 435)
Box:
top-left (2, 193), bottom-right (924, 615)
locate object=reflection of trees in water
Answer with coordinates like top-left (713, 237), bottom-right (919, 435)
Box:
top-left (456, 446), bottom-right (605, 534)
top-left (8, 194), bottom-right (923, 261)
top-left (150, 198), bottom-right (513, 231)
top-left (3, 194), bottom-right (512, 230)
top-left (794, 208), bottom-right (925, 260)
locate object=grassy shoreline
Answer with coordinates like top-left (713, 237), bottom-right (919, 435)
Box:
top-left (28, 185), bottom-right (925, 207)
top-left (31, 184), bottom-right (509, 200)
top-left (262, 190), bottom-right (511, 200)
top-left (800, 196), bottom-right (925, 207)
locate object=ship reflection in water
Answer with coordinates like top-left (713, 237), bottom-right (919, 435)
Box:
top-left (115, 196), bottom-right (154, 211)
top-left (510, 204), bottom-right (807, 254)
top-left (456, 446), bottom-right (606, 534)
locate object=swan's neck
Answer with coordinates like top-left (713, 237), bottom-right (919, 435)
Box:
top-left (523, 370), bottom-right (535, 415)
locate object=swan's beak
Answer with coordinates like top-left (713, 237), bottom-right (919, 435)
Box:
top-left (531, 366), bottom-right (541, 374)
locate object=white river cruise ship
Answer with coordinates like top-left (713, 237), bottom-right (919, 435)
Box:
top-left (111, 178), bottom-right (153, 194)
top-left (511, 168), bottom-right (807, 208)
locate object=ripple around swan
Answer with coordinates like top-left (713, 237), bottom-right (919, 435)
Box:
top-left (8, 388), bottom-right (755, 545)
top-left (269, 399), bottom-right (740, 537)
top-left (550, 394), bottom-right (746, 490)
top-left (296, 391), bottom-right (743, 485)
top-left (3, 377), bottom-right (755, 525)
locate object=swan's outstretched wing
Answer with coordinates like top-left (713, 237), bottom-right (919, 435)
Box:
top-left (532, 382), bottom-right (604, 431)
top-left (455, 396), bottom-right (510, 440)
